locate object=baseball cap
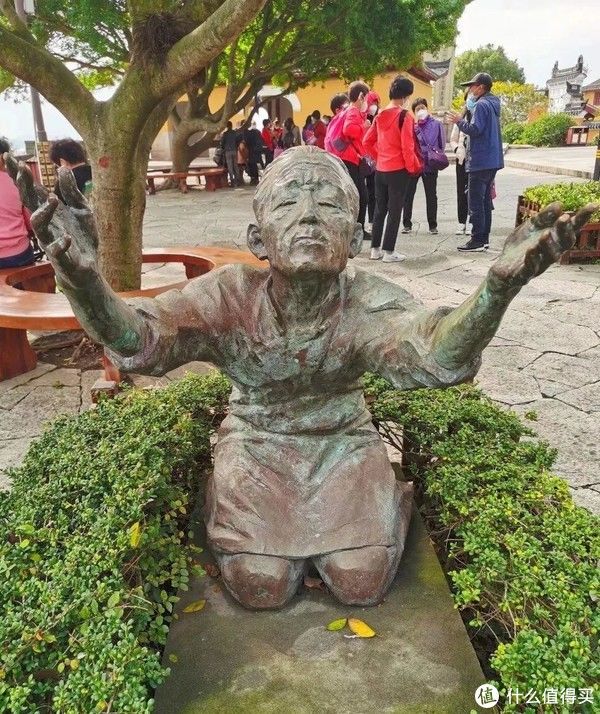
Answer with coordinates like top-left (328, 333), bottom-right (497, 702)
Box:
top-left (460, 72), bottom-right (493, 89)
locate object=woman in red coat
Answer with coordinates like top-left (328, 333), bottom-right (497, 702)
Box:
top-left (363, 76), bottom-right (423, 262)
top-left (339, 81), bottom-right (371, 239)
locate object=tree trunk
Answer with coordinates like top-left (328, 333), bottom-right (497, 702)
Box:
top-left (87, 148), bottom-right (146, 291)
top-left (170, 120), bottom-right (216, 173)
top-left (82, 95), bottom-right (174, 291)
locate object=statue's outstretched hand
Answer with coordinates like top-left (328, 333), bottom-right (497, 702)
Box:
top-left (489, 202), bottom-right (599, 292)
top-left (31, 168), bottom-right (99, 287)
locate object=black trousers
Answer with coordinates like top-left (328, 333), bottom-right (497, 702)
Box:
top-left (343, 160), bottom-right (367, 228)
top-left (456, 160), bottom-right (468, 225)
top-left (366, 172), bottom-right (376, 223)
top-left (402, 172), bottom-right (438, 230)
top-left (371, 169), bottom-right (411, 252)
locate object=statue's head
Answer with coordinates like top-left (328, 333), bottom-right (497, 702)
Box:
top-left (248, 147), bottom-right (363, 277)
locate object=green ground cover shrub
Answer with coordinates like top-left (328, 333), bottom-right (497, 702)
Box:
top-left (523, 182), bottom-right (600, 221)
top-left (2, 372), bottom-right (597, 712)
top-left (0, 373), bottom-right (230, 713)
top-left (520, 113), bottom-right (574, 147)
top-left (364, 376), bottom-right (599, 712)
top-left (503, 121), bottom-right (525, 144)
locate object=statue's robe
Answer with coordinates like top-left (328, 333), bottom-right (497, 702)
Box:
top-left (108, 264), bottom-right (479, 558)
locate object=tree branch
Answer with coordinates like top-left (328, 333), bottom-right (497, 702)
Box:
top-left (0, 26), bottom-right (96, 135)
top-left (156, 0), bottom-right (267, 98)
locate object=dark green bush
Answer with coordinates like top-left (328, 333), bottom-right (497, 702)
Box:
top-left (363, 376), bottom-right (599, 712)
top-left (0, 372), bottom-right (230, 713)
top-left (520, 113), bottom-right (574, 147)
top-left (503, 121), bottom-right (525, 144)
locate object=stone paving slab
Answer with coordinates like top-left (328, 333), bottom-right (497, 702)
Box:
top-left (154, 510), bottom-right (485, 714)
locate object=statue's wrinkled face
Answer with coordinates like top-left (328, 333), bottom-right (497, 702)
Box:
top-left (248, 148), bottom-right (363, 277)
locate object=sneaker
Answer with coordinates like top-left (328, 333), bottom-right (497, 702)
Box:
top-left (429, 227), bottom-right (439, 235)
top-left (455, 224), bottom-right (466, 235)
top-left (370, 247), bottom-right (383, 260)
top-left (457, 239), bottom-right (487, 252)
top-left (382, 251), bottom-right (406, 263)
top-left (401, 226), bottom-right (412, 234)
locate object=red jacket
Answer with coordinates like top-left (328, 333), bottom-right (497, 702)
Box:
top-left (339, 106), bottom-right (366, 166)
top-left (312, 119), bottom-right (326, 149)
top-left (363, 106), bottom-right (423, 175)
top-left (261, 128), bottom-right (274, 151)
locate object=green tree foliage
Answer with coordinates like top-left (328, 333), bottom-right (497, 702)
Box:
top-left (170, 0), bottom-right (470, 171)
top-left (492, 81), bottom-right (547, 125)
top-left (454, 44), bottom-right (525, 88)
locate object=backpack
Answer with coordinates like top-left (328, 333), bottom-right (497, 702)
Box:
top-left (324, 108), bottom-right (349, 156)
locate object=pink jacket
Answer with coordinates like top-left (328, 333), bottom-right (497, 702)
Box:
top-left (0, 171), bottom-right (30, 259)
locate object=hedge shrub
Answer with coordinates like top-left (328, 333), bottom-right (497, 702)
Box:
top-left (364, 375), bottom-right (599, 712)
top-left (523, 182), bottom-right (600, 221)
top-left (520, 113), bottom-right (574, 147)
top-left (503, 121), bottom-right (525, 144)
top-left (0, 373), bottom-right (230, 713)
top-left (2, 373), bottom-right (598, 712)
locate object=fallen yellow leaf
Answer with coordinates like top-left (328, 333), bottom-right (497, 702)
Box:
top-left (348, 618), bottom-right (376, 638)
top-left (183, 599), bottom-right (206, 613)
top-left (129, 521), bottom-right (141, 548)
top-left (326, 618), bottom-right (347, 631)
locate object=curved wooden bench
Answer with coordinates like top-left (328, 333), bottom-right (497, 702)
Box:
top-left (0, 247), bottom-right (265, 381)
top-left (146, 168), bottom-right (228, 194)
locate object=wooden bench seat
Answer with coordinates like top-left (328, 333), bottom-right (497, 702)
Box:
top-left (0, 247), bottom-right (265, 382)
top-left (146, 167), bottom-right (228, 195)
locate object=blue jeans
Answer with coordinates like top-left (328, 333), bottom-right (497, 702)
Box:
top-left (468, 169), bottom-right (496, 245)
top-left (0, 244), bottom-right (35, 268)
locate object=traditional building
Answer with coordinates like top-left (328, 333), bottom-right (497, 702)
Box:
top-left (546, 56), bottom-right (587, 114)
top-left (582, 78), bottom-right (600, 110)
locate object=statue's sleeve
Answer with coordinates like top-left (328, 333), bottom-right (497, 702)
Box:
top-left (105, 272), bottom-right (225, 376)
top-left (358, 299), bottom-right (481, 390)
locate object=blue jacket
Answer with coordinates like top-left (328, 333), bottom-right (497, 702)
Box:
top-left (458, 93), bottom-right (504, 172)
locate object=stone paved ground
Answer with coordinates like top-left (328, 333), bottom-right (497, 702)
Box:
top-left (1, 166), bottom-right (599, 514)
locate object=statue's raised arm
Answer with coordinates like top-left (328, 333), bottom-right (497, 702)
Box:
top-left (31, 168), bottom-right (146, 357)
top-left (428, 202), bottom-right (598, 372)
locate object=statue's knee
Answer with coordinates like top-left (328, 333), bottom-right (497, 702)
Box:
top-left (315, 546), bottom-right (397, 606)
top-left (218, 553), bottom-right (304, 610)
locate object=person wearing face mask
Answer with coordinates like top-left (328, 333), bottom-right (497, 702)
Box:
top-left (364, 91), bottom-right (381, 233)
top-left (450, 90), bottom-right (472, 235)
top-left (363, 76), bottom-right (423, 262)
top-left (449, 72), bottom-right (504, 252)
top-left (338, 80), bottom-right (371, 239)
top-left (401, 98), bottom-right (445, 235)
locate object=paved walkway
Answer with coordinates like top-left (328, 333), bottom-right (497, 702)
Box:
top-left (504, 145), bottom-right (596, 179)
top-left (1, 166), bottom-right (599, 514)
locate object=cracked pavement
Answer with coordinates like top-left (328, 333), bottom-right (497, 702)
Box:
top-left (1, 166), bottom-right (599, 514)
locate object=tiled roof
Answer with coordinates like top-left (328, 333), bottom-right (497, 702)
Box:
top-left (583, 78), bottom-right (600, 91)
